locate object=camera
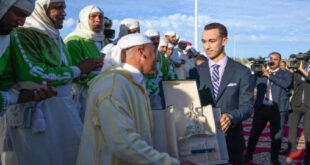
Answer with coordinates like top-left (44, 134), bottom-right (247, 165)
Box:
top-left (248, 56), bottom-right (267, 76)
top-left (104, 29), bottom-right (115, 39)
top-left (288, 52), bottom-right (309, 69)
top-left (103, 17), bottom-right (115, 40)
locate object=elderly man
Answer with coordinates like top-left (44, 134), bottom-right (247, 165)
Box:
top-left (114, 18), bottom-right (140, 44)
top-left (77, 33), bottom-right (193, 165)
top-left (170, 39), bottom-right (187, 79)
top-left (165, 43), bottom-right (178, 80)
top-left (7, 0), bottom-right (98, 164)
top-left (0, 0), bottom-right (57, 116)
top-left (100, 18), bottom-right (140, 71)
top-left (144, 29), bottom-right (160, 49)
top-left (65, 5), bottom-right (105, 121)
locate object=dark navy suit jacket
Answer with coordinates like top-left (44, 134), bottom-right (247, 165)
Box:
top-left (254, 69), bottom-right (292, 112)
top-left (189, 57), bottom-right (254, 154)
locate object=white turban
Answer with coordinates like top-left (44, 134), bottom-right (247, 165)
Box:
top-left (117, 33), bottom-right (151, 49)
top-left (176, 34), bottom-right (180, 40)
top-left (178, 38), bottom-right (187, 44)
top-left (144, 29), bottom-right (159, 38)
top-left (0, 0), bottom-right (35, 19)
top-left (165, 31), bottom-right (176, 36)
top-left (65, 5), bottom-right (105, 42)
top-left (158, 38), bottom-right (167, 47)
top-left (117, 18), bottom-right (139, 40)
top-left (101, 33), bottom-right (151, 72)
top-left (24, 0), bottom-right (65, 39)
top-left (24, 0), bottom-right (68, 65)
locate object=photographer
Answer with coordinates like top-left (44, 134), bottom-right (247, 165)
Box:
top-left (285, 58), bottom-right (310, 165)
top-left (244, 52), bottom-right (292, 165)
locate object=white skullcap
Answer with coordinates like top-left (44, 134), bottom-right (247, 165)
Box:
top-left (101, 34), bottom-right (152, 72)
top-left (158, 38), bottom-right (168, 47)
top-left (178, 38), bottom-right (187, 43)
top-left (144, 29), bottom-right (159, 38)
top-left (167, 43), bottom-right (174, 48)
top-left (0, 0), bottom-right (36, 19)
top-left (165, 31), bottom-right (176, 36)
top-left (120, 18), bottom-right (139, 30)
top-left (116, 18), bottom-right (140, 41)
top-left (13, 0), bottom-right (36, 13)
top-left (117, 33), bottom-right (152, 49)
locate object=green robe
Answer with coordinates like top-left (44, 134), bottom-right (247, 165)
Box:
top-left (65, 35), bottom-right (105, 83)
top-left (0, 35), bottom-right (17, 116)
top-left (9, 27), bottom-right (77, 87)
top-left (7, 27), bottom-right (82, 165)
top-left (145, 51), bottom-right (170, 95)
top-left (64, 35), bottom-right (106, 121)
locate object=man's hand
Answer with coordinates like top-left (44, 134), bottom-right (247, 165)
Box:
top-left (180, 160), bottom-right (197, 165)
top-left (218, 113), bottom-right (232, 132)
top-left (93, 55), bottom-right (104, 71)
top-left (261, 65), bottom-right (270, 77)
top-left (77, 58), bottom-right (101, 74)
top-left (18, 86), bottom-right (57, 104)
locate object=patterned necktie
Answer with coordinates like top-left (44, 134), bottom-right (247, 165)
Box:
top-left (211, 64), bottom-right (220, 98)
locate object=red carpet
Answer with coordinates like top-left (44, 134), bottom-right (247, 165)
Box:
top-left (242, 116), bottom-right (305, 165)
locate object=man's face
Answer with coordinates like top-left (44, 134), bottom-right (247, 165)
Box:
top-left (140, 44), bottom-right (156, 75)
top-left (88, 12), bottom-right (103, 33)
top-left (166, 47), bottom-right (174, 57)
top-left (201, 28), bottom-right (227, 60)
top-left (158, 45), bottom-right (167, 54)
top-left (46, 2), bottom-right (66, 29)
top-left (0, 6), bottom-right (31, 35)
top-left (268, 54), bottom-right (281, 70)
top-left (178, 42), bottom-right (187, 50)
top-left (150, 36), bottom-right (159, 48)
top-left (279, 61), bottom-right (286, 70)
top-left (165, 35), bottom-right (176, 44)
top-left (128, 27), bottom-right (140, 34)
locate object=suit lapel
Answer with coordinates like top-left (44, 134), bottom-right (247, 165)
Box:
top-left (216, 58), bottom-right (235, 102)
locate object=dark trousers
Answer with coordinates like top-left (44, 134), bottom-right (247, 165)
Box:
top-left (287, 105), bottom-right (310, 159)
top-left (246, 105), bottom-right (286, 161)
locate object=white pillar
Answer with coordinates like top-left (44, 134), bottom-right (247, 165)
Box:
top-left (233, 33), bottom-right (236, 60)
top-left (194, 0), bottom-right (198, 50)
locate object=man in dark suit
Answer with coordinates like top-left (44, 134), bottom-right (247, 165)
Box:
top-left (189, 22), bottom-right (254, 165)
top-left (286, 58), bottom-right (310, 165)
top-left (244, 52), bottom-right (293, 165)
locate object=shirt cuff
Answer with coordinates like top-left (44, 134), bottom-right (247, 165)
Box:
top-left (71, 66), bottom-right (81, 78)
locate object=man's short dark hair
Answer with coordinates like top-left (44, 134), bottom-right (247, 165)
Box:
top-left (269, 51), bottom-right (282, 60)
top-left (204, 22), bottom-right (228, 37)
top-left (196, 55), bottom-right (207, 62)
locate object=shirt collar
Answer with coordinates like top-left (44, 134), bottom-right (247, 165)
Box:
top-left (208, 55), bottom-right (228, 68)
top-left (269, 68), bottom-right (279, 73)
top-left (121, 63), bottom-right (145, 85)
